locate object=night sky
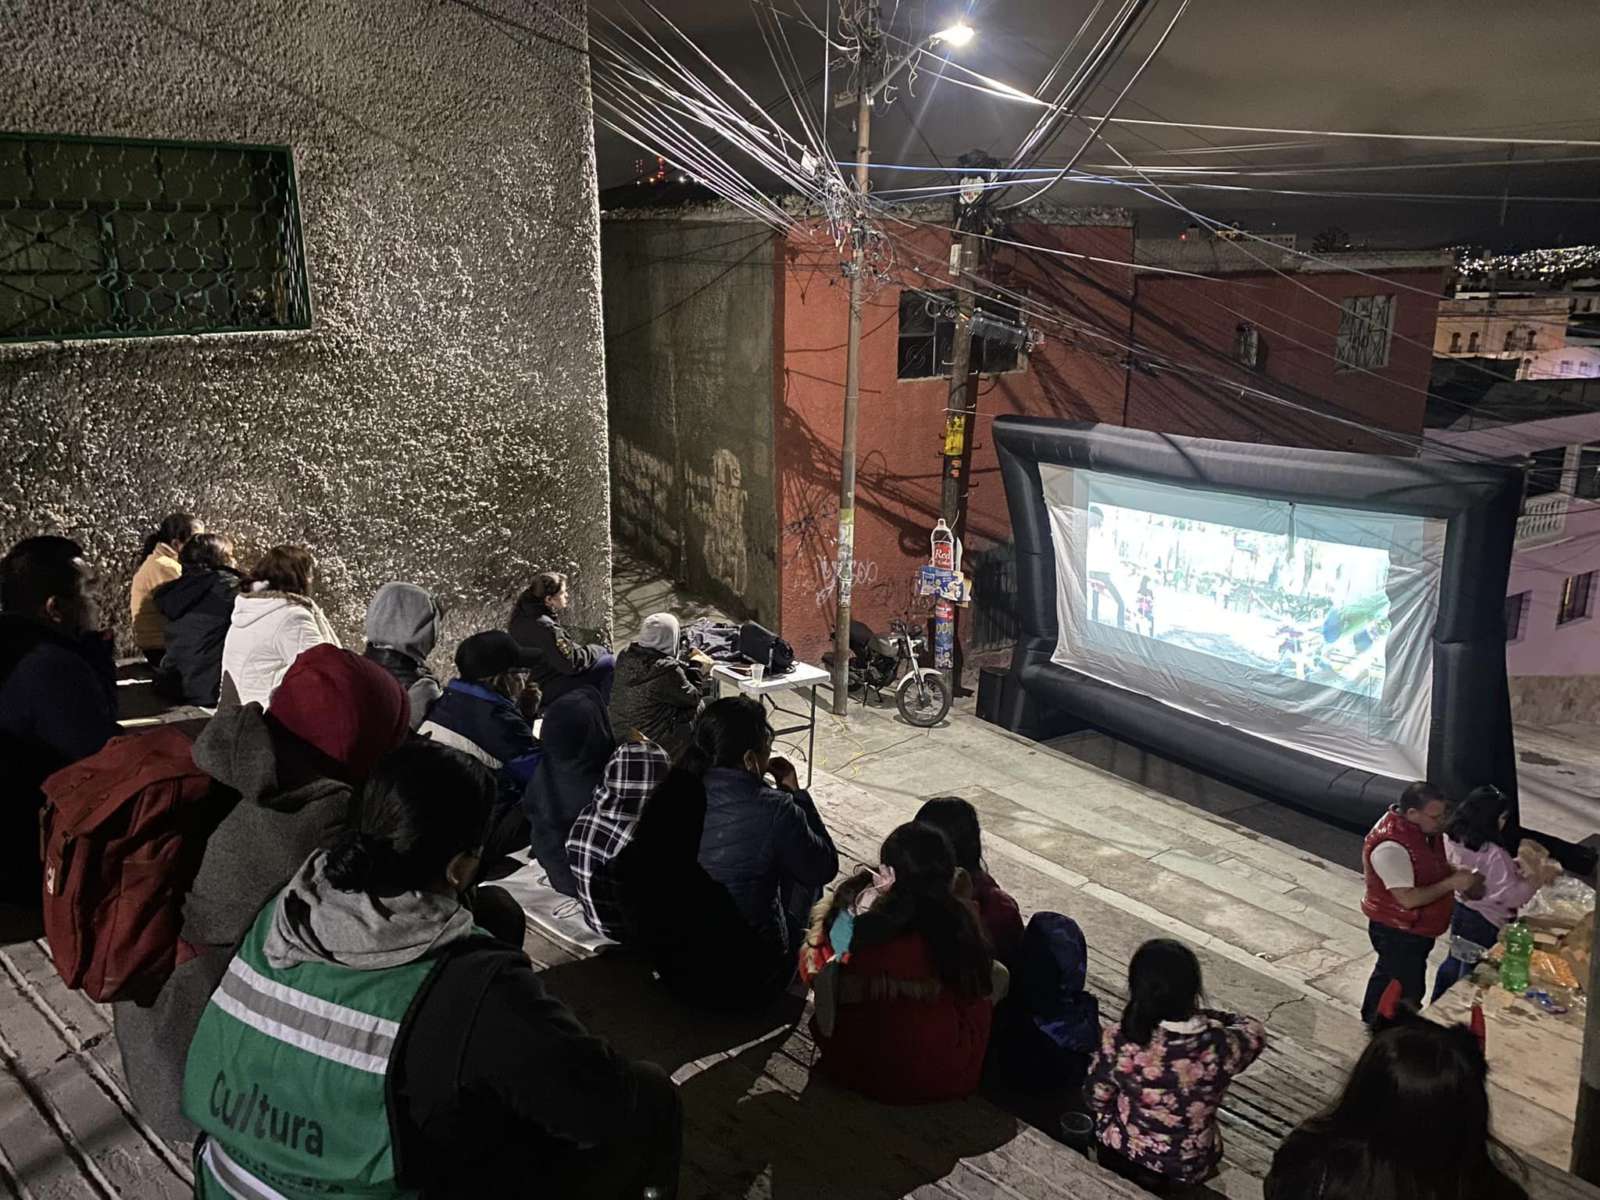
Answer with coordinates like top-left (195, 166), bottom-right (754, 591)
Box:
top-left (592, 0), bottom-right (1600, 249)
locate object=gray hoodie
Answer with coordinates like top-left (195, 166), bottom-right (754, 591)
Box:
top-left (363, 582), bottom-right (443, 729)
top-left (265, 850), bottom-right (475, 971)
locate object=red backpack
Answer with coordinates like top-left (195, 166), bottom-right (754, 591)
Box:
top-left (40, 723), bottom-right (228, 1003)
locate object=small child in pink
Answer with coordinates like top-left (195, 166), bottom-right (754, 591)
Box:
top-left (1432, 785), bottom-right (1560, 1001)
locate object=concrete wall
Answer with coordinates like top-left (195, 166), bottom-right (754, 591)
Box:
top-left (601, 218), bottom-right (779, 625)
top-left (1, 0), bottom-right (612, 654)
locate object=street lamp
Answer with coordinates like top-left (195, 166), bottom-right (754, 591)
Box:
top-left (867, 21), bottom-right (977, 101)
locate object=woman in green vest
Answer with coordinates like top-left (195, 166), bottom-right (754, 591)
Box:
top-left (182, 738), bottom-right (681, 1199)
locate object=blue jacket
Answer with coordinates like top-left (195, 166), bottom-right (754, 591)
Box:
top-left (418, 680), bottom-right (541, 813)
top-left (697, 767), bottom-right (838, 950)
top-left (0, 615), bottom-right (119, 903)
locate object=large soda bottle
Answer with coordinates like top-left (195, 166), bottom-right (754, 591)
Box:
top-left (1498, 919), bottom-right (1533, 994)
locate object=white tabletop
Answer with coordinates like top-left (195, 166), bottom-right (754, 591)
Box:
top-left (712, 661), bottom-right (830, 695)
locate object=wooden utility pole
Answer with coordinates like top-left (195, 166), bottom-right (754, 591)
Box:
top-left (936, 153), bottom-right (998, 692)
top-left (829, 0), bottom-right (878, 716)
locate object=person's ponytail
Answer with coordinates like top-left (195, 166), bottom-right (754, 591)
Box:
top-left (676, 696), bottom-right (770, 779)
top-left (322, 741), bottom-right (496, 896)
top-left (324, 830), bottom-right (400, 893)
top-left (1120, 938), bottom-right (1202, 1046)
top-left (137, 512), bottom-right (198, 566)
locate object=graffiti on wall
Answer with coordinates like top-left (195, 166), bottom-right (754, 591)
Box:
top-left (686, 448), bottom-right (750, 596)
top-left (614, 436), bottom-right (752, 598)
top-left (813, 553), bottom-right (879, 609)
top-left (604, 438), bottom-right (668, 534)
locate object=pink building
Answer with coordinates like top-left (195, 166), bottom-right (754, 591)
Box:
top-left (1425, 377), bottom-right (1600, 723)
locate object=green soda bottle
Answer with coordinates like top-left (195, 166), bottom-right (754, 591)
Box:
top-left (1499, 919), bottom-right (1533, 994)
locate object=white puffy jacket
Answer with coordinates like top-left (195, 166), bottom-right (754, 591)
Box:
top-left (220, 590), bottom-right (340, 709)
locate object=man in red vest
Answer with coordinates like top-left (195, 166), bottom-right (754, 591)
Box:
top-left (1360, 781), bottom-right (1484, 1022)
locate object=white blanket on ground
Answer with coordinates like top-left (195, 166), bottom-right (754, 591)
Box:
top-left (495, 854), bottom-right (617, 954)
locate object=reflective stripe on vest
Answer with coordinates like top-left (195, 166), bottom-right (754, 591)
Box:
top-left (200, 1138), bottom-right (293, 1200)
top-left (211, 955), bottom-right (399, 1075)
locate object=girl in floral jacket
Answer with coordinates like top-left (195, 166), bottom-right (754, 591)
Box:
top-left (1087, 939), bottom-right (1265, 1192)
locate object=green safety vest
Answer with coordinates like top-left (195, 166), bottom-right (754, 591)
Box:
top-left (181, 900), bottom-right (449, 1200)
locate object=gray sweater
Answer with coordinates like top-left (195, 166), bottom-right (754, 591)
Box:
top-left (112, 696), bottom-right (351, 1141)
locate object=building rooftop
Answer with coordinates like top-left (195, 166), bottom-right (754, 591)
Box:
top-left (1136, 237), bottom-right (1452, 276)
top-left (1426, 358), bottom-right (1600, 430)
top-left (597, 181), bottom-right (1132, 227)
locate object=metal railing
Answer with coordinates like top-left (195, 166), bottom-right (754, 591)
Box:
top-left (1516, 492), bottom-right (1570, 547)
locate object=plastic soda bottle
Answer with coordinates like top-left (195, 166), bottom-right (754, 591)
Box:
top-left (1498, 919), bottom-right (1533, 994)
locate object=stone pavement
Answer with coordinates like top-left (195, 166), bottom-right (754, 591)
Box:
top-left (0, 553), bottom-right (1591, 1196)
top-left (778, 688), bottom-right (1587, 1172)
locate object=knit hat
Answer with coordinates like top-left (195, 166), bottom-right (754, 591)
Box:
top-left (638, 612), bottom-right (680, 656)
top-left (267, 645), bottom-right (410, 781)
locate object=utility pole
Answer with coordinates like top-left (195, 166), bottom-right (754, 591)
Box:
top-left (829, 0), bottom-right (878, 716)
top-left (1576, 914), bottom-right (1600, 1183)
top-left (936, 153), bottom-right (999, 694)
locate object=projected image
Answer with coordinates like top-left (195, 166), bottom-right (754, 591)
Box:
top-left (1086, 502), bottom-right (1392, 698)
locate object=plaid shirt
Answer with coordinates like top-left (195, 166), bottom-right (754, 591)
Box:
top-left (566, 740), bottom-right (670, 939)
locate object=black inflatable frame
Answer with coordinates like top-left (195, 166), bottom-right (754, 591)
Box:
top-left (993, 416), bottom-right (1525, 826)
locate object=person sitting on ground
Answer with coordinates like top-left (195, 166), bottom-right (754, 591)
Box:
top-left (691, 696), bottom-right (838, 958)
top-left (568, 734), bottom-right (671, 939)
top-left (152, 533), bottom-right (242, 707)
top-left (114, 645), bottom-right (410, 1141)
top-left (988, 912), bottom-right (1101, 1098)
top-left (800, 820), bottom-right (1007, 1104)
top-left (914, 795), bottom-right (1024, 968)
top-left (130, 512), bottom-right (200, 669)
top-left (507, 571), bottom-right (614, 707)
top-left (220, 544), bottom-right (340, 708)
top-left (1432, 785), bottom-right (1560, 1002)
top-left (613, 757), bottom-right (799, 1012)
top-left (363, 581), bottom-right (445, 729)
top-left (524, 686), bottom-right (617, 897)
top-left (1360, 781), bottom-right (1484, 1022)
top-left (1087, 938), bottom-right (1266, 1193)
top-left (1265, 1013), bottom-right (1527, 1200)
top-left (180, 738), bottom-right (682, 1200)
top-left (608, 611), bottom-right (703, 758)
top-left (418, 630), bottom-right (542, 860)
top-left (0, 536), bottom-right (119, 907)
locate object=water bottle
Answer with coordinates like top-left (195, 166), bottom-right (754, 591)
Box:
top-left (1498, 919), bottom-right (1533, 994)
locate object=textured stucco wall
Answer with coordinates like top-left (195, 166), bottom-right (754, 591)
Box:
top-left (601, 218), bottom-right (778, 623)
top-left (1, 0), bottom-right (612, 656)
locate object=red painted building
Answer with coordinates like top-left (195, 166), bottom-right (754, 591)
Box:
top-left (601, 198), bottom-right (1449, 666)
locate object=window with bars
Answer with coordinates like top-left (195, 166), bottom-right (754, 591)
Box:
top-left (1524, 446), bottom-right (1569, 498)
top-left (1504, 591), bottom-right (1530, 642)
top-left (897, 289), bottom-right (1023, 380)
top-left (1334, 294), bottom-right (1395, 370)
top-left (1, 132), bottom-right (310, 342)
top-left (1557, 571), bottom-right (1594, 626)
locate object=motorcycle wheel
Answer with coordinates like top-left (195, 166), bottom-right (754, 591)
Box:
top-left (895, 669), bottom-right (951, 727)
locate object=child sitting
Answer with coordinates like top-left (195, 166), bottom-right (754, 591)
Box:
top-left (1432, 785), bottom-right (1562, 1001)
top-left (1087, 938), bottom-right (1265, 1193)
top-left (914, 796), bottom-right (1024, 967)
top-left (800, 820), bottom-right (1008, 1104)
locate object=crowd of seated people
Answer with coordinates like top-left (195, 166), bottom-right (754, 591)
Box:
top-left (1, 523), bottom-right (1540, 1200)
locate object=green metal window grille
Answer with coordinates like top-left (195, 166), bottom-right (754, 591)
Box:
top-left (1, 132), bottom-right (311, 342)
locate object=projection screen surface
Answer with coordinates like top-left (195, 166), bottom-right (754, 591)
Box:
top-left (1041, 463), bottom-right (1447, 779)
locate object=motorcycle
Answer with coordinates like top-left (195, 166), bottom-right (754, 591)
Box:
top-left (825, 618), bottom-right (952, 727)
